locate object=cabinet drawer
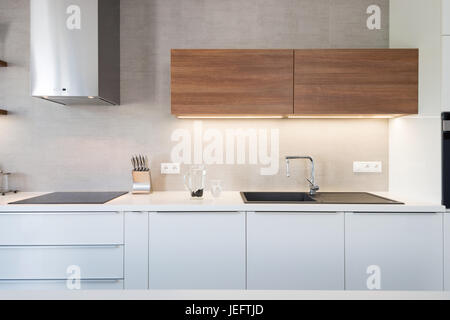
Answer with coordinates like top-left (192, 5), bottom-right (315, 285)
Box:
top-left (0, 279), bottom-right (123, 290)
top-left (0, 212), bottom-right (123, 245)
top-left (0, 246), bottom-right (123, 280)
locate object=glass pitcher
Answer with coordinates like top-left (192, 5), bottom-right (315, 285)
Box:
top-left (184, 165), bottom-right (206, 199)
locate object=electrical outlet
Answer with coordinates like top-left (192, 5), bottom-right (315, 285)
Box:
top-left (353, 161), bottom-right (382, 173)
top-left (161, 163), bottom-right (180, 174)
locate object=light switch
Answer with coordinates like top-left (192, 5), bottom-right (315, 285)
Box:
top-left (353, 161), bottom-right (382, 173)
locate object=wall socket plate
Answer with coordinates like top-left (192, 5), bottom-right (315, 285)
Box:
top-left (353, 161), bottom-right (382, 173)
top-left (161, 163), bottom-right (180, 174)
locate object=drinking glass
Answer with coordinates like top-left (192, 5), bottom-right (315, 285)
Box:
top-left (210, 180), bottom-right (222, 198)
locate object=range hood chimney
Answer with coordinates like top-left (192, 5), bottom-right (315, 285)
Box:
top-left (31, 0), bottom-right (120, 106)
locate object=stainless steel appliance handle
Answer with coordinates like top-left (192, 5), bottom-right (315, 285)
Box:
top-left (443, 120), bottom-right (450, 132)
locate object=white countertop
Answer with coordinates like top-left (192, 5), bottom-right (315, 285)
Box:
top-left (0, 289), bottom-right (448, 300)
top-left (0, 191), bottom-right (445, 213)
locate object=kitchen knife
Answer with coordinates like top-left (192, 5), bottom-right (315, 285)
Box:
top-left (145, 156), bottom-right (149, 171)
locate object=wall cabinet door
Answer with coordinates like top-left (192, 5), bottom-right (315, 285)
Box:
top-left (148, 212), bottom-right (245, 289)
top-left (294, 49), bottom-right (418, 115)
top-left (345, 212), bottom-right (443, 291)
top-left (247, 212), bottom-right (344, 290)
top-left (171, 49), bottom-right (294, 116)
top-left (443, 37), bottom-right (450, 111)
top-left (443, 0), bottom-right (450, 35)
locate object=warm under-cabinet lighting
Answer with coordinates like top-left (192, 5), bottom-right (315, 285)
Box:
top-left (176, 114), bottom-right (404, 119)
top-left (287, 114), bottom-right (403, 119)
top-left (177, 115), bottom-right (285, 119)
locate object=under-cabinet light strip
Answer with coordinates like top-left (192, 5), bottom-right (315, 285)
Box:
top-left (177, 116), bottom-right (285, 119)
top-left (177, 115), bottom-right (401, 119)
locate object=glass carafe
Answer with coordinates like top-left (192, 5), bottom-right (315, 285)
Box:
top-left (184, 165), bottom-right (206, 199)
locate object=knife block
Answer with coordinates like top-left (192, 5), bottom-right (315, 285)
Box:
top-left (132, 170), bottom-right (152, 194)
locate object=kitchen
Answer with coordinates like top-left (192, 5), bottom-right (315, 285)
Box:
top-left (0, 0), bottom-right (448, 302)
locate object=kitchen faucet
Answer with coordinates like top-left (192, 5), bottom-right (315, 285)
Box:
top-left (285, 156), bottom-right (320, 196)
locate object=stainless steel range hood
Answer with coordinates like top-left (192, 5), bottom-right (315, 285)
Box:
top-left (31, 0), bottom-right (120, 106)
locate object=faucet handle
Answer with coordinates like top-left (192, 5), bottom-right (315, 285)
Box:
top-left (306, 178), bottom-right (319, 191)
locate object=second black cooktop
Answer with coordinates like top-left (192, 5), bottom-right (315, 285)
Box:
top-left (9, 192), bottom-right (128, 205)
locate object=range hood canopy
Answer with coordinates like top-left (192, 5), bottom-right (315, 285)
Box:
top-left (30, 0), bottom-right (120, 106)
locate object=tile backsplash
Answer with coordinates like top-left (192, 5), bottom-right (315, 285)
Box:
top-left (0, 0), bottom-right (389, 192)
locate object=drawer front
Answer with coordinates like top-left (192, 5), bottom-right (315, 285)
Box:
top-left (0, 279), bottom-right (123, 290)
top-left (0, 246), bottom-right (123, 280)
top-left (0, 212), bottom-right (123, 245)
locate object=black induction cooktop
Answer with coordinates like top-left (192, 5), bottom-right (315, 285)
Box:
top-left (9, 192), bottom-right (128, 205)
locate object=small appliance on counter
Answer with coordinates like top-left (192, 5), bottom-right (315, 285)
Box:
top-left (131, 154), bottom-right (152, 194)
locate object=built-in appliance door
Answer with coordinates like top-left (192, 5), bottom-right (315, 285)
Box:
top-left (442, 113), bottom-right (450, 208)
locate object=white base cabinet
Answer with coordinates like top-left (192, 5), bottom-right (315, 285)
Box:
top-left (0, 210), bottom-right (446, 291)
top-left (0, 212), bottom-right (123, 245)
top-left (124, 212), bottom-right (149, 289)
top-left (0, 212), bottom-right (125, 290)
top-left (148, 211), bottom-right (246, 289)
top-left (247, 211), bottom-right (344, 290)
top-left (0, 245), bottom-right (123, 280)
top-left (345, 212), bottom-right (443, 291)
top-left (444, 212), bottom-right (450, 290)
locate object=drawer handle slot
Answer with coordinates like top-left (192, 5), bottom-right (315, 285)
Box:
top-left (0, 245), bottom-right (122, 249)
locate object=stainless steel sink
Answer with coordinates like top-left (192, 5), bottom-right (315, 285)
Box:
top-left (240, 192), bottom-right (403, 204)
top-left (241, 192), bottom-right (316, 203)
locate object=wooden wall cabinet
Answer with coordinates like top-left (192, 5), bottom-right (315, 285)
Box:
top-left (171, 49), bottom-right (418, 117)
top-left (294, 49), bottom-right (418, 116)
top-left (171, 49), bottom-right (294, 116)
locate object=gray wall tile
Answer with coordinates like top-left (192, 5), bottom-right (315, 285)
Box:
top-left (0, 0), bottom-right (389, 192)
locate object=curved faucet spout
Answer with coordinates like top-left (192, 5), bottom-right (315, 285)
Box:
top-left (285, 156), bottom-right (319, 195)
